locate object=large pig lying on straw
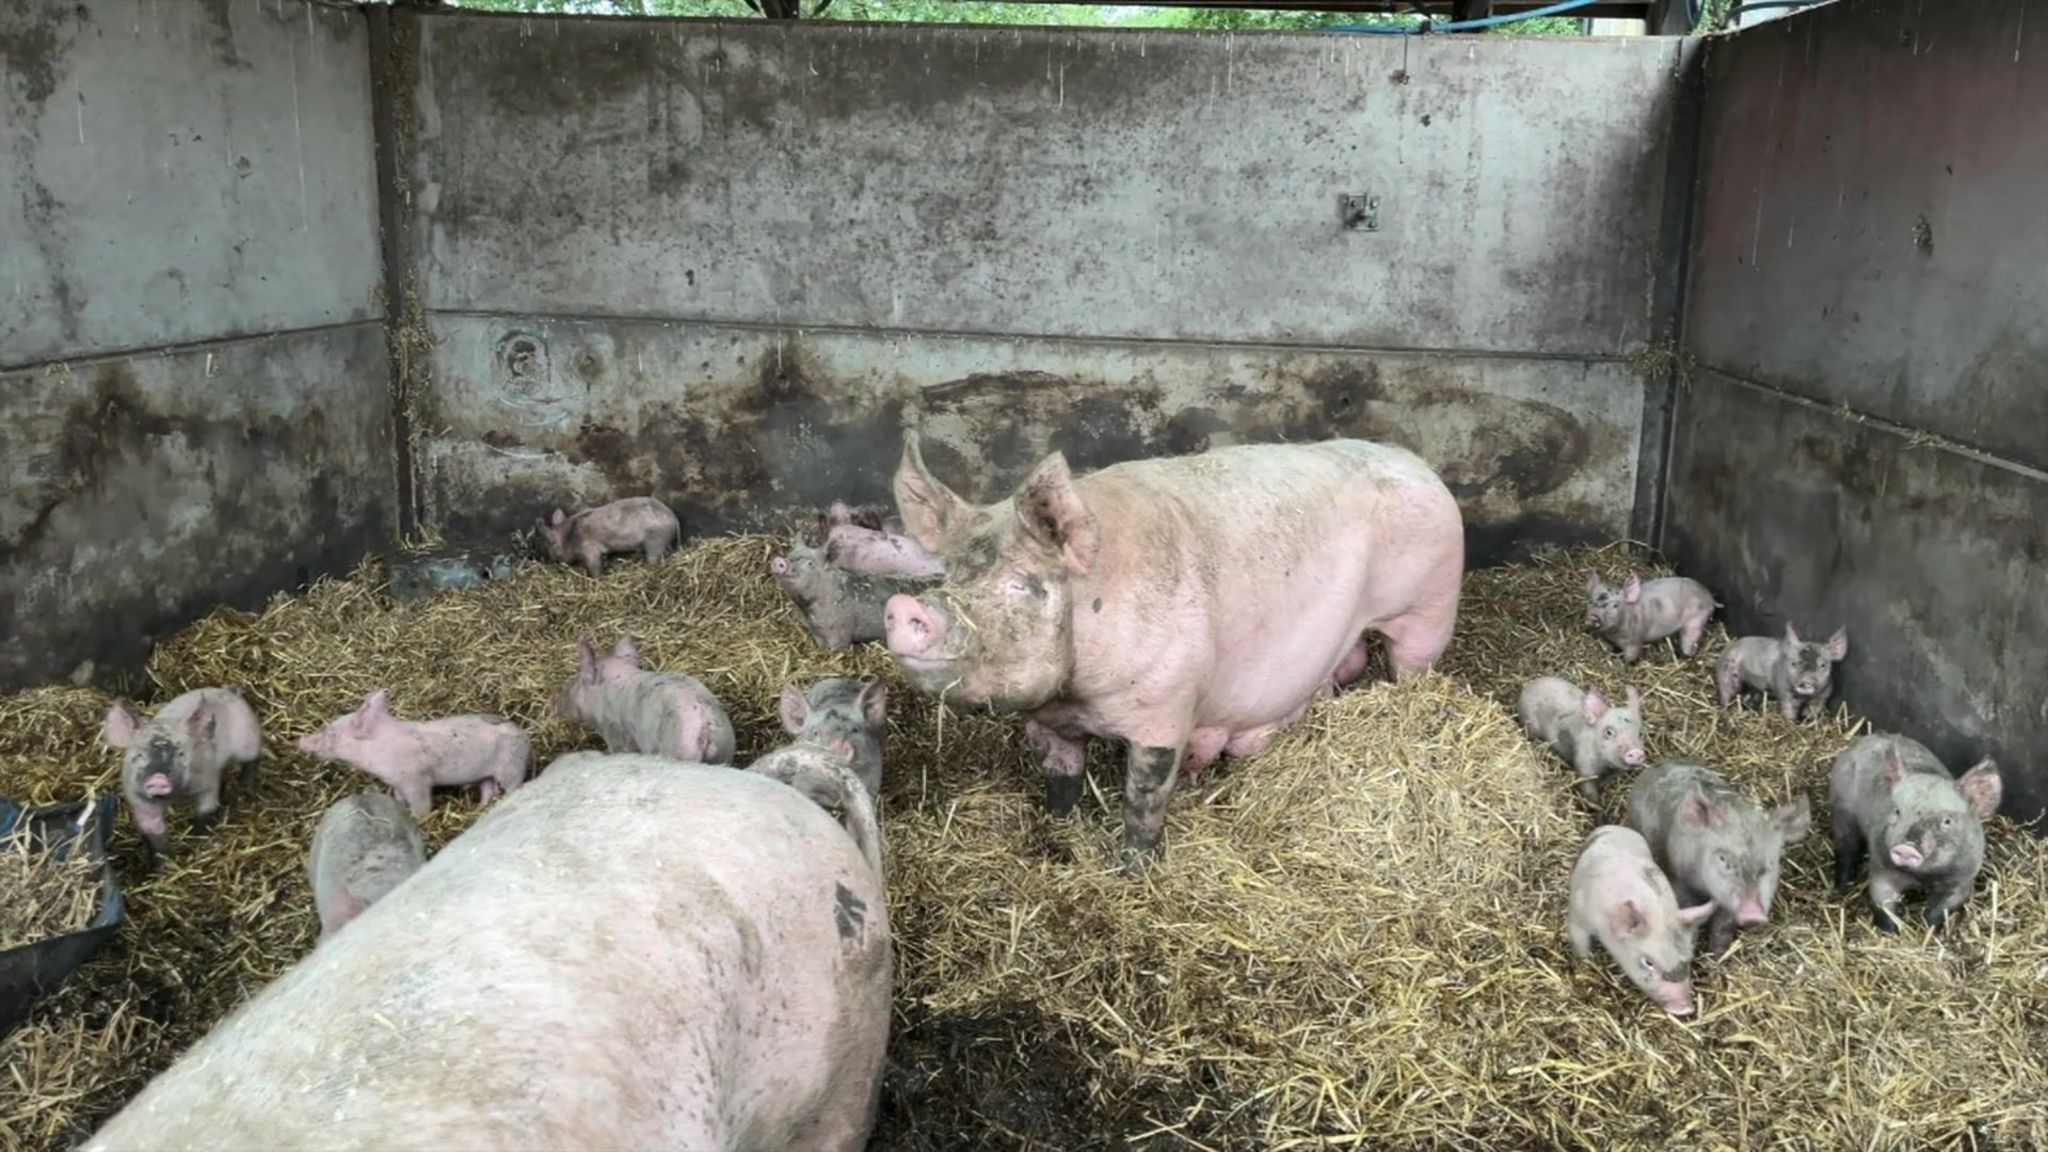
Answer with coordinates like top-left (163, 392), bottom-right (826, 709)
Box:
top-left (882, 431), bottom-right (1464, 872)
top-left (82, 754), bottom-right (892, 1152)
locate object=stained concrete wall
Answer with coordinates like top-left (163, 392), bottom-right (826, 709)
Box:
top-left (0, 0), bottom-right (393, 691)
top-left (395, 13), bottom-right (1688, 564)
top-left (1668, 0), bottom-right (2048, 824)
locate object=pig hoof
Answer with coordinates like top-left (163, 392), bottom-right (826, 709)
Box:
top-left (1045, 775), bottom-right (1083, 817)
top-left (1923, 907), bottom-right (1950, 932)
top-left (191, 811), bottom-right (222, 835)
top-left (1872, 906), bottom-right (1902, 935)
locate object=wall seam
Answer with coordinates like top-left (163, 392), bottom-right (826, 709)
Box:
top-left (1638, 33), bottom-right (1709, 553)
top-left (367, 6), bottom-right (423, 542)
top-left (0, 319), bottom-right (386, 378)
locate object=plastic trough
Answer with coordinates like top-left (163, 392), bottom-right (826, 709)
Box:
top-left (0, 794), bottom-right (125, 1037)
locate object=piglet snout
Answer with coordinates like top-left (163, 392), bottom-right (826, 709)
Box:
top-left (1655, 986), bottom-right (1695, 1015)
top-left (142, 774), bottom-right (174, 799)
top-left (1890, 842), bottom-right (1926, 869)
top-left (769, 556), bottom-right (791, 577)
top-left (1735, 897), bottom-right (1768, 927)
top-left (884, 595), bottom-right (942, 658)
top-left (1623, 747), bottom-right (1646, 767)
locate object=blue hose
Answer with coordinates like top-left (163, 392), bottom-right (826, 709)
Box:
top-left (1327, 0), bottom-right (1605, 34)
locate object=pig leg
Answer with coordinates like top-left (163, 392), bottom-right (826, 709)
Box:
top-left (1920, 882), bottom-right (1969, 932)
top-left (1829, 813), bottom-right (1866, 895)
top-left (1678, 610), bottom-right (1711, 657)
top-left (394, 774), bottom-right (434, 819)
top-left (1714, 660), bottom-right (1739, 708)
top-left (1025, 720), bottom-right (1088, 816)
top-left (1565, 920), bottom-right (1594, 964)
top-left (1378, 600), bottom-right (1457, 680)
top-left (478, 778), bottom-right (502, 803)
top-left (1866, 868), bottom-right (1913, 934)
top-left (1704, 908), bottom-right (1739, 959)
top-left (578, 542), bottom-right (606, 579)
top-left (1805, 684), bottom-right (1833, 723)
top-left (1121, 742), bottom-right (1185, 875)
top-left (191, 786), bottom-right (225, 834)
top-left (237, 756), bottom-right (260, 795)
top-left (131, 800), bottom-right (172, 861)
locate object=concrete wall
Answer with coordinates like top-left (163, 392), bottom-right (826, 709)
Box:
top-left (394, 13), bottom-right (1688, 564)
top-left (1668, 0), bottom-right (2048, 825)
top-left (0, 0), bottom-right (394, 691)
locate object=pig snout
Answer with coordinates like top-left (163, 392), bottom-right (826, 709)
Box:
top-left (1735, 896), bottom-right (1768, 926)
top-left (1889, 842), bottom-right (1926, 869)
top-left (1654, 985), bottom-right (1696, 1015)
top-left (142, 773), bottom-right (175, 798)
top-left (770, 556), bottom-right (791, 577)
top-left (1622, 747), bottom-right (1646, 767)
top-left (884, 594), bottom-right (944, 658)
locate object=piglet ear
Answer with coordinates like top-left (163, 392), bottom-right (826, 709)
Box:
top-left (550, 508), bottom-right (568, 526)
top-left (1625, 685), bottom-right (1643, 713)
top-left (613, 637), bottom-right (639, 665)
top-left (856, 679), bottom-right (888, 728)
top-left (778, 682), bottom-right (809, 735)
top-left (102, 701), bottom-right (141, 750)
top-left (1784, 622), bottom-right (1801, 647)
top-left (1880, 742), bottom-right (1909, 789)
top-left (1014, 450), bottom-right (1099, 576)
top-left (187, 699), bottom-right (219, 743)
top-left (576, 638), bottom-right (598, 681)
top-left (363, 689), bottom-right (391, 718)
top-left (1956, 759), bottom-right (2003, 821)
top-left (1677, 901), bottom-right (1717, 927)
top-left (1581, 689), bottom-right (1609, 723)
top-left (1622, 573), bottom-right (1643, 603)
top-left (1678, 785), bottom-right (1718, 829)
top-left (1826, 628), bottom-right (1849, 661)
top-left (1585, 571), bottom-right (1602, 594)
top-left (1608, 899), bottom-right (1648, 938)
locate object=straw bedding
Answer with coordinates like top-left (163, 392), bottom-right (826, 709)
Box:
top-left (0, 537), bottom-right (2042, 1150)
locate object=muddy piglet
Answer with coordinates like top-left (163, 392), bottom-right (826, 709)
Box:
top-left (1566, 824), bottom-right (1716, 1015)
top-left (535, 496), bottom-right (681, 578)
top-left (825, 523), bottom-right (945, 580)
top-left (1830, 733), bottom-right (2002, 933)
top-left (553, 637), bottom-right (736, 764)
top-left (1625, 760), bottom-right (1810, 958)
top-left (1585, 571), bottom-right (1719, 663)
top-left (1717, 623), bottom-right (1848, 723)
top-left (297, 690), bottom-right (531, 818)
top-left (822, 499), bottom-right (905, 536)
top-left (308, 789), bottom-right (428, 941)
top-left (778, 677), bottom-right (889, 798)
top-left (1517, 676), bottom-right (1646, 803)
top-left (102, 687), bottom-right (264, 860)
top-left (771, 539), bottom-right (939, 649)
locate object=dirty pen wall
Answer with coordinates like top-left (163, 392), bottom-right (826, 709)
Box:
top-left (386, 12), bottom-right (1692, 565)
top-left (0, 0), bottom-right (395, 692)
top-left (1664, 0), bottom-right (2048, 826)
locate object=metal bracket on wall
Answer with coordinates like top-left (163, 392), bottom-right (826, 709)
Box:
top-left (1339, 193), bottom-right (1381, 232)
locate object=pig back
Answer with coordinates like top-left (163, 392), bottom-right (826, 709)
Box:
top-left (85, 758), bottom-right (892, 1152)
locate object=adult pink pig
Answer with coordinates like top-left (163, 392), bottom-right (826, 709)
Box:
top-left (882, 431), bottom-right (1464, 872)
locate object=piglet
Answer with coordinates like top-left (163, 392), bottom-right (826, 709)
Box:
top-left (1517, 676), bottom-right (1646, 803)
top-left (297, 691), bottom-right (531, 818)
top-left (824, 523), bottom-right (945, 580)
top-left (535, 496), bottom-right (682, 578)
top-left (552, 637), bottom-right (736, 764)
top-left (1829, 733), bottom-right (2002, 933)
top-left (822, 500), bottom-right (904, 537)
top-left (1624, 759), bottom-right (1810, 958)
top-left (307, 789), bottom-right (428, 941)
top-left (102, 687), bottom-right (263, 860)
top-left (778, 677), bottom-right (889, 798)
top-left (1566, 824), bottom-right (1716, 1015)
top-left (1584, 571), bottom-right (1719, 663)
top-left (770, 539), bottom-right (939, 649)
top-left (1716, 623), bottom-right (1848, 723)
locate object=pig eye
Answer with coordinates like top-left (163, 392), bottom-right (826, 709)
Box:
top-left (1941, 815), bottom-right (1954, 828)
top-left (1716, 851), bottom-right (1730, 869)
top-left (1639, 956), bottom-right (1655, 972)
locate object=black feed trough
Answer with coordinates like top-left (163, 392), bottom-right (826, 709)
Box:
top-left (0, 794), bottom-right (124, 1037)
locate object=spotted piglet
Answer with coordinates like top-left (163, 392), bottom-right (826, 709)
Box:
top-left (552, 637), bottom-right (736, 765)
top-left (534, 496), bottom-right (682, 578)
top-left (102, 688), bottom-right (264, 862)
top-left (778, 677), bottom-right (889, 799)
top-left (1517, 676), bottom-right (1647, 803)
top-left (1584, 571), bottom-right (1719, 664)
top-left (1716, 623), bottom-right (1848, 723)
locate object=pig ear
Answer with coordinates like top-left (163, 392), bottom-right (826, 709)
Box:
top-left (1585, 571), bottom-right (1602, 595)
top-left (1625, 685), bottom-right (1642, 713)
top-left (856, 679), bottom-right (889, 727)
top-left (893, 430), bottom-right (971, 553)
top-left (1014, 450), bottom-right (1099, 576)
top-left (1783, 622), bottom-right (1801, 647)
top-left (1773, 794), bottom-right (1813, 843)
top-left (1608, 899), bottom-right (1648, 938)
top-left (778, 682), bottom-right (809, 735)
top-left (1956, 760), bottom-right (2003, 821)
top-left (1679, 785), bottom-right (1720, 829)
top-left (576, 638), bottom-right (598, 681)
top-left (101, 701), bottom-right (141, 750)
top-left (1880, 743), bottom-right (1910, 789)
top-left (613, 637), bottom-right (639, 665)
top-left (1677, 901), bottom-right (1717, 927)
top-left (1622, 573), bottom-right (1642, 603)
top-left (1581, 689), bottom-right (1608, 722)
top-left (1826, 628), bottom-right (1849, 660)
top-left (550, 508), bottom-right (567, 526)
top-left (186, 699), bottom-right (218, 743)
